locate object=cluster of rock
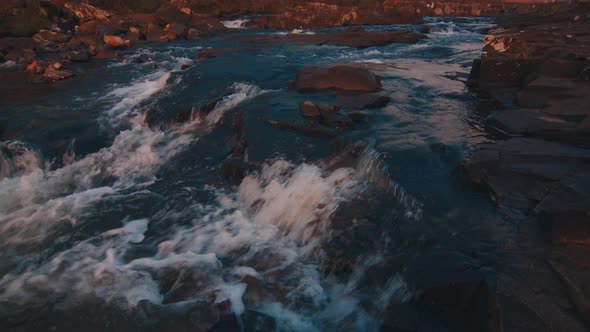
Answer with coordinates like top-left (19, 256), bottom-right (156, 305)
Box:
top-left (465, 0), bottom-right (590, 246)
top-left (247, 0), bottom-right (553, 30)
top-left (0, 1), bottom-right (226, 82)
top-left (0, 0), bottom-right (557, 83)
top-left (267, 65), bottom-right (389, 138)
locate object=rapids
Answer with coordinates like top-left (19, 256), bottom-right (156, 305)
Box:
top-left (0, 17), bottom-right (504, 331)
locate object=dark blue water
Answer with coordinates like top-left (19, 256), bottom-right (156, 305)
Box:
top-left (0, 18), bottom-right (506, 331)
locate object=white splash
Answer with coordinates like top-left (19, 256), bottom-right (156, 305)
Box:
top-left (290, 28), bottom-right (316, 35)
top-left (206, 83), bottom-right (266, 125)
top-left (238, 160), bottom-right (359, 247)
top-left (0, 141), bottom-right (43, 180)
top-left (222, 19), bottom-right (250, 29)
top-left (103, 71), bottom-right (171, 126)
top-left (0, 60), bottom-right (18, 69)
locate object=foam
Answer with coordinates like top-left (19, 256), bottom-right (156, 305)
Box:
top-left (206, 83), bottom-right (267, 125)
top-left (103, 71), bottom-right (171, 126)
top-left (0, 141), bottom-right (43, 180)
top-left (222, 19), bottom-right (250, 29)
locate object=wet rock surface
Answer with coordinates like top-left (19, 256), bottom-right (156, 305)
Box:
top-left (466, 1), bottom-right (590, 240)
top-left (465, 2), bottom-right (590, 330)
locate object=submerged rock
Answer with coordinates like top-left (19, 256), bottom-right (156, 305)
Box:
top-left (42, 65), bottom-right (74, 82)
top-left (292, 65), bottom-right (381, 92)
top-left (143, 99), bottom-right (221, 130)
top-left (299, 100), bottom-right (339, 118)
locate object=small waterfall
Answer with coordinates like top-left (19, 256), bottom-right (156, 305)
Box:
top-left (357, 146), bottom-right (423, 221)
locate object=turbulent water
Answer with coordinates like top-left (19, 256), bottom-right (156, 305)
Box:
top-left (0, 18), bottom-right (503, 331)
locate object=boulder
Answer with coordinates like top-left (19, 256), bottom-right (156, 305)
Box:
top-left (64, 2), bottom-right (111, 22)
top-left (103, 35), bottom-right (130, 49)
top-left (292, 65), bottom-right (381, 92)
top-left (43, 66), bottom-right (74, 82)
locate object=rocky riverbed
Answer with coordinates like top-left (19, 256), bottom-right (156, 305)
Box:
top-left (1, 1), bottom-right (589, 332)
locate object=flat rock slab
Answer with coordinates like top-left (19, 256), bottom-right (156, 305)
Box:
top-left (228, 28), bottom-right (426, 49)
top-left (487, 108), bottom-right (589, 145)
top-left (292, 65), bottom-right (381, 92)
top-left (537, 169), bottom-right (590, 245)
top-left (465, 138), bottom-right (590, 245)
top-left (464, 138), bottom-right (590, 209)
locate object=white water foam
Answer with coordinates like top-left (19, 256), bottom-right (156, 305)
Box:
top-left (0, 141), bottom-right (43, 180)
top-left (103, 71), bottom-right (172, 126)
top-left (274, 28), bottom-right (316, 36)
top-left (0, 158), bottom-right (411, 331)
top-left (222, 19), bottom-right (250, 29)
top-left (0, 60), bottom-right (18, 69)
top-left (206, 82), bottom-right (267, 125)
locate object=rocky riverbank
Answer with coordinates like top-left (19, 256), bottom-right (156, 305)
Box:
top-left (465, 0), bottom-right (590, 330)
top-left (0, 0), bottom-right (556, 84)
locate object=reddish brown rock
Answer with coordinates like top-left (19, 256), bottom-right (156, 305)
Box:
top-left (103, 35), bottom-right (130, 49)
top-left (292, 65), bottom-right (381, 92)
top-left (64, 2), bottom-right (111, 23)
top-left (43, 65), bottom-right (74, 82)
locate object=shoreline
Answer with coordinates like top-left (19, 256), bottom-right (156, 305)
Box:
top-left (465, 0), bottom-right (590, 330)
